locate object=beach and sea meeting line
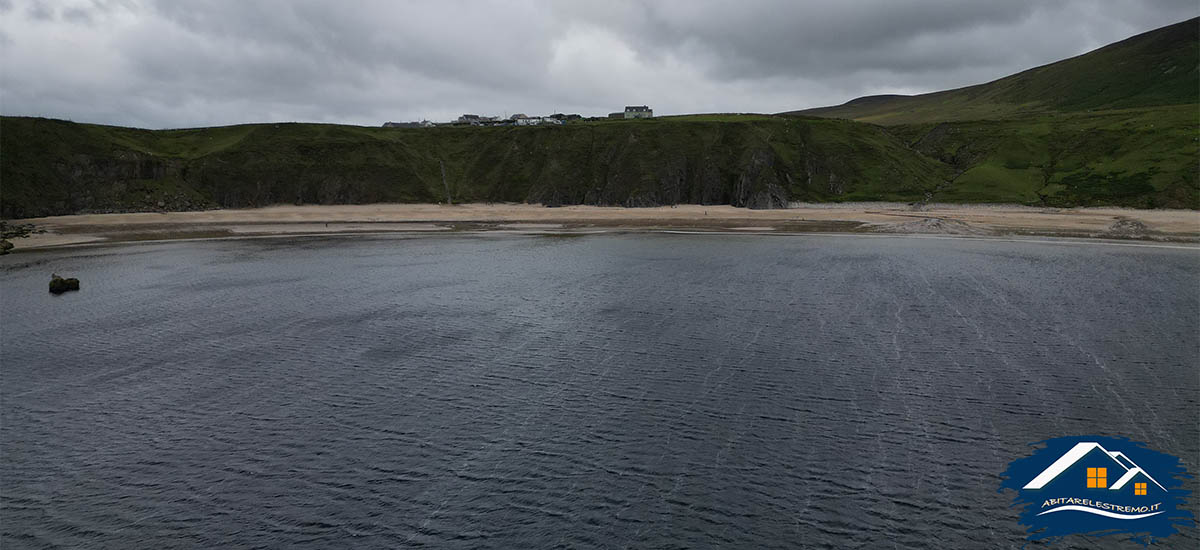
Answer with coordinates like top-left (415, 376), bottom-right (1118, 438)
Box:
top-left (1, 3), bottom-right (1197, 548)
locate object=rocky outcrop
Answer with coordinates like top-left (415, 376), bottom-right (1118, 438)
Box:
top-left (49, 274), bottom-right (80, 294)
top-left (871, 217), bottom-right (991, 235)
top-left (1099, 218), bottom-right (1153, 239)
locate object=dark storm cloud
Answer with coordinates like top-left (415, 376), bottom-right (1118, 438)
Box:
top-left (24, 0), bottom-right (53, 20)
top-left (0, 0), bottom-right (1194, 128)
top-left (61, 5), bottom-right (94, 24)
top-left (558, 1), bottom-right (1042, 78)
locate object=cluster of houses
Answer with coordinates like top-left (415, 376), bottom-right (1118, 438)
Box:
top-left (383, 106), bottom-right (653, 128)
top-left (381, 120), bottom-right (435, 128)
top-left (456, 112), bottom-right (585, 126)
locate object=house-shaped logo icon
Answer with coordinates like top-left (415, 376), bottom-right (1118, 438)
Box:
top-left (1000, 435), bottom-right (1194, 542)
top-left (1023, 442), bottom-right (1166, 498)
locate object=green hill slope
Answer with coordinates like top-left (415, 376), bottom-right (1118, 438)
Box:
top-left (0, 115), bottom-right (953, 219)
top-left (779, 18), bottom-right (1198, 208)
top-left (891, 106), bottom-right (1198, 207)
top-left (790, 18), bottom-right (1198, 125)
top-left (4, 20), bottom-right (1196, 217)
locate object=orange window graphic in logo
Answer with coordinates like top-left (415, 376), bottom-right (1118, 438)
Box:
top-left (1135, 482), bottom-right (1148, 495)
top-left (1086, 467), bottom-right (1107, 488)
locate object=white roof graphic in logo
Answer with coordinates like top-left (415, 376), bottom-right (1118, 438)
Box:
top-left (1023, 442), bottom-right (1166, 491)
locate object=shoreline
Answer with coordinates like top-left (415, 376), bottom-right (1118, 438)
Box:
top-left (6, 203), bottom-right (1200, 252)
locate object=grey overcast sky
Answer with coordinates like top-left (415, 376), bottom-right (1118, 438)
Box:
top-left (0, 0), bottom-right (1195, 128)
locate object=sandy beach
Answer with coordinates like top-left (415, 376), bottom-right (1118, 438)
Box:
top-left (6, 203), bottom-right (1200, 251)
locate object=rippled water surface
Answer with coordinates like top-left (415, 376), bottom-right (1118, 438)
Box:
top-left (2, 234), bottom-right (1198, 549)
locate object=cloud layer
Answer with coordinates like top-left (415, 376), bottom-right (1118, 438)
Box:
top-left (1, 0), bottom-right (1194, 128)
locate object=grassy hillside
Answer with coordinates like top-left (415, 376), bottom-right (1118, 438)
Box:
top-left (4, 20), bottom-right (1196, 217)
top-left (0, 115), bottom-right (953, 218)
top-left (892, 106), bottom-right (1198, 207)
top-left (776, 18), bottom-right (1198, 208)
top-left (791, 18), bottom-right (1198, 125)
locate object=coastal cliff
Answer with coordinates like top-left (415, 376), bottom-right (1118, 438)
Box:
top-left (4, 110), bottom-right (1196, 219)
top-left (1, 115), bottom-right (949, 218)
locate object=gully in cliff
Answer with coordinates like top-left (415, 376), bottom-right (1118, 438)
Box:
top-left (48, 274), bottom-right (80, 294)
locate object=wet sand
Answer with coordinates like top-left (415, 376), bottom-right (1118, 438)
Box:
top-left (7, 203), bottom-right (1200, 251)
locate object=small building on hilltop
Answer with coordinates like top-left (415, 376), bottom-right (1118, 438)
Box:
top-left (515, 116), bottom-right (562, 126)
top-left (457, 114), bottom-right (498, 125)
top-left (624, 105), bottom-right (653, 119)
top-left (382, 120), bottom-right (433, 128)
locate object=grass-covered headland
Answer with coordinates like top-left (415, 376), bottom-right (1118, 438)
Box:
top-left (0, 115), bottom-right (956, 218)
top-left (1, 18), bottom-right (1196, 218)
top-left (2, 106), bottom-right (1196, 219)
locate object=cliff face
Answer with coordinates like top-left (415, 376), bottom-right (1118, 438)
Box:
top-left (1, 116), bottom-right (951, 218)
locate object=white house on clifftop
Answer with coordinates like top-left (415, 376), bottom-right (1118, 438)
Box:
top-left (624, 106), bottom-right (653, 119)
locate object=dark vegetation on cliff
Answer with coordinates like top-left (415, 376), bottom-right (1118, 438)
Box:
top-left (886, 105), bottom-right (1198, 207)
top-left (0, 115), bottom-right (952, 218)
top-left (1, 19), bottom-right (1196, 218)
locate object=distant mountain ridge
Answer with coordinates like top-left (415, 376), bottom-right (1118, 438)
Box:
top-left (789, 17), bottom-right (1199, 125)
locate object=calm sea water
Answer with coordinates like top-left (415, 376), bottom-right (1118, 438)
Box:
top-left (2, 234), bottom-right (1197, 549)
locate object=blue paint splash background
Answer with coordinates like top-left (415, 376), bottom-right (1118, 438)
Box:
top-left (999, 435), bottom-right (1194, 544)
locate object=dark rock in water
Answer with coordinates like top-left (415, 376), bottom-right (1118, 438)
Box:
top-left (0, 239), bottom-right (12, 255)
top-left (49, 274), bottom-right (80, 294)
